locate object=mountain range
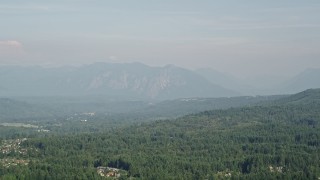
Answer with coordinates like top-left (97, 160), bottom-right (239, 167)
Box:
top-left (0, 62), bottom-right (237, 100)
top-left (195, 67), bottom-right (320, 96)
top-left (280, 68), bottom-right (320, 94)
top-left (0, 62), bottom-right (319, 99)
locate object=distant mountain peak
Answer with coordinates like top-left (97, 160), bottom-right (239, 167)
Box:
top-left (0, 62), bottom-right (238, 99)
top-left (280, 68), bottom-right (320, 94)
top-left (164, 64), bottom-right (176, 68)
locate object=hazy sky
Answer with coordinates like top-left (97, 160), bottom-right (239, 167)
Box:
top-left (1, 0), bottom-right (320, 78)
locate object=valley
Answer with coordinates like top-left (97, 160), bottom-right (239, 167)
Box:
top-left (0, 89), bottom-right (319, 179)
top-left (2, 0), bottom-right (320, 179)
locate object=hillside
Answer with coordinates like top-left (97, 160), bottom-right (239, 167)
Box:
top-left (1, 89), bottom-right (319, 179)
top-left (0, 98), bottom-right (52, 120)
top-left (195, 68), bottom-right (254, 95)
top-left (281, 68), bottom-right (320, 94)
top-left (142, 95), bottom-right (285, 117)
top-left (0, 63), bottom-right (237, 100)
top-left (6, 94), bottom-right (284, 122)
top-left (274, 88), bottom-right (320, 105)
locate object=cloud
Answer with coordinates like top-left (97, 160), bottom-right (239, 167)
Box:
top-left (0, 40), bottom-right (23, 48)
top-left (0, 40), bottom-right (25, 59)
top-left (109, 56), bottom-right (118, 61)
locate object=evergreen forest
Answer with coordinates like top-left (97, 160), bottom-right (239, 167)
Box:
top-left (1, 89), bottom-right (320, 179)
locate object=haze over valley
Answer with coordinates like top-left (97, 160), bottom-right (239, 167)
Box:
top-left (0, 62), bottom-right (319, 99)
top-left (1, 1), bottom-right (320, 179)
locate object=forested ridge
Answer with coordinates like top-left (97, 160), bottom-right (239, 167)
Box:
top-left (1, 89), bottom-right (320, 179)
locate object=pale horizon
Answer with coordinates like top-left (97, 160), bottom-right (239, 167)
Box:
top-left (1, 0), bottom-right (320, 79)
